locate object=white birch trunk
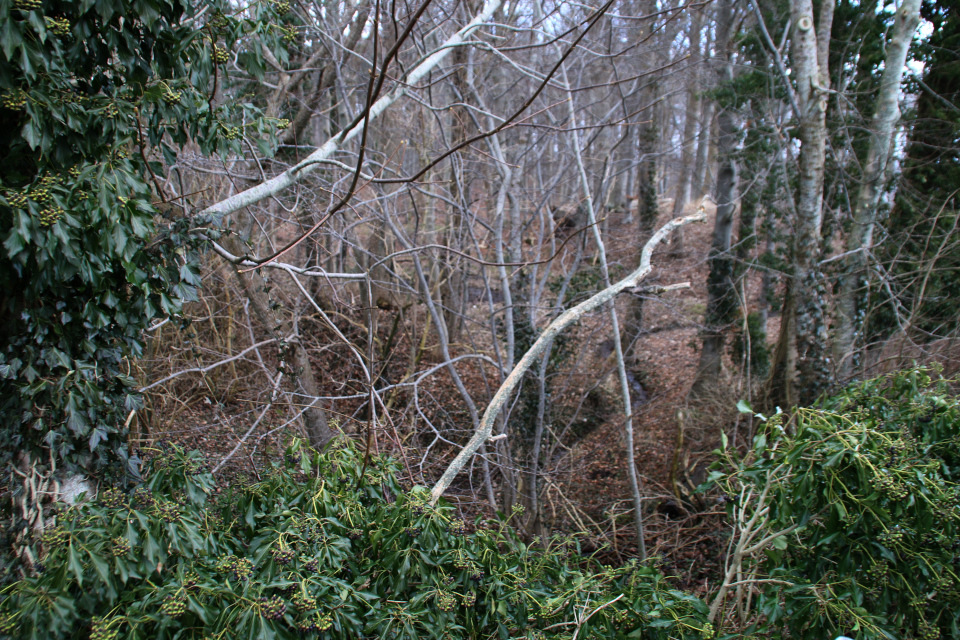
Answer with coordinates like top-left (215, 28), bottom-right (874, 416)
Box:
top-left (768, 0), bottom-right (834, 406)
top-left (833, 0), bottom-right (922, 379)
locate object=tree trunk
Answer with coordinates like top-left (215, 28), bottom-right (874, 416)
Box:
top-left (620, 106), bottom-right (659, 363)
top-left (669, 8), bottom-right (705, 255)
top-left (833, 0), bottom-right (921, 380)
top-left (692, 23), bottom-right (715, 200)
top-left (691, 0), bottom-right (738, 398)
top-left (439, 43), bottom-right (473, 344)
top-left (758, 205), bottom-right (777, 333)
top-left (767, 0), bottom-right (834, 408)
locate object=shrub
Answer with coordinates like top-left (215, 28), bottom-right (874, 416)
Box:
top-left (710, 368), bottom-right (960, 640)
top-left (0, 438), bottom-right (710, 639)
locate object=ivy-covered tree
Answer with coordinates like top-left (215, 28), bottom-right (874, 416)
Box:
top-left (711, 368), bottom-right (960, 640)
top-left (0, 0), bottom-right (298, 572)
top-left (0, 0), bottom-right (301, 467)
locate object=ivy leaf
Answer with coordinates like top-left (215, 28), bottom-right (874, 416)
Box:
top-left (0, 17), bottom-right (23, 59)
top-left (21, 119), bottom-right (40, 149)
top-left (89, 427), bottom-right (108, 451)
top-left (87, 547), bottom-right (112, 585)
top-left (67, 541), bottom-right (84, 586)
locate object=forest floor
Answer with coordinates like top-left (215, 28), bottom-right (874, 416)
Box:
top-left (554, 200), bottom-right (776, 595)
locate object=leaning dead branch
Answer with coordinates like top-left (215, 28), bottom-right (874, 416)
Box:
top-left (429, 210), bottom-right (707, 504)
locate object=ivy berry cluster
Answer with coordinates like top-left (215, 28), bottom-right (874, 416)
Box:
top-left (183, 572), bottom-right (200, 590)
top-left (40, 525), bottom-right (69, 547)
top-left (160, 593), bottom-right (187, 617)
top-left (155, 501), bottom-right (180, 523)
top-left (271, 546), bottom-right (296, 565)
top-left (866, 561), bottom-right (890, 585)
top-left (453, 553), bottom-right (485, 581)
top-left (211, 44), bottom-right (230, 64)
top-left (871, 471), bottom-right (910, 500)
top-left (163, 89), bottom-right (183, 105)
top-left (13, 0), bottom-right (42, 11)
top-left (291, 591), bottom-right (316, 613)
top-left (255, 595), bottom-right (287, 620)
top-left (296, 611), bottom-right (333, 632)
top-left (5, 191), bottom-right (29, 208)
top-left (877, 524), bottom-right (910, 546)
top-left (436, 591), bottom-right (457, 612)
top-left (89, 616), bottom-right (121, 640)
top-left (99, 488), bottom-right (127, 509)
top-left (1, 90), bottom-right (28, 110)
top-left (447, 517), bottom-right (467, 536)
top-left (215, 555), bottom-right (254, 581)
top-left (111, 536), bottom-right (131, 557)
top-left (220, 123), bottom-right (242, 140)
top-left (38, 206), bottom-right (63, 227)
top-left (44, 16), bottom-right (71, 36)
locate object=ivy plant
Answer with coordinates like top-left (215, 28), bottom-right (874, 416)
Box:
top-left (0, 438), bottom-right (711, 640)
top-left (0, 0), bottom-right (292, 475)
top-left (710, 368), bottom-right (960, 640)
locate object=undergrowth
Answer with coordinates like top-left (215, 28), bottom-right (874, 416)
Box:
top-left (0, 438), bottom-right (709, 640)
top-left (710, 367), bottom-right (960, 640)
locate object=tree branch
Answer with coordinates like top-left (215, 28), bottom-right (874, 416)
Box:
top-left (200, 0), bottom-right (504, 222)
top-left (429, 211), bottom-right (706, 504)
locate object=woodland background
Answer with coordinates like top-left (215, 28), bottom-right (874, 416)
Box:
top-left (0, 0), bottom-right (959, 635)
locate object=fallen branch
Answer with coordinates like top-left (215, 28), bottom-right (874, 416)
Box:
top-left (429, 210), bottom-right (706, 504)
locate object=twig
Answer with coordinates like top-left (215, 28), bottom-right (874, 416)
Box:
top-left (138, 339), bottom-right (277, 392)
top-left (211, 372), bottom-right (286, 474)
top-left (571, 594), bottom-right (625, 640)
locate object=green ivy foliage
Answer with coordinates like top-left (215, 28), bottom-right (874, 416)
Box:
top-left (711, 368), bottom-right (960, 640)
top-left (0, 0), bottom-right (293, 472)
top-left (0, 439), bottom-right (710, 640)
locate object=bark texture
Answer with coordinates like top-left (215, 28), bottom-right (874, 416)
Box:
top-left (691, 0), bottom-right (738, 397)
